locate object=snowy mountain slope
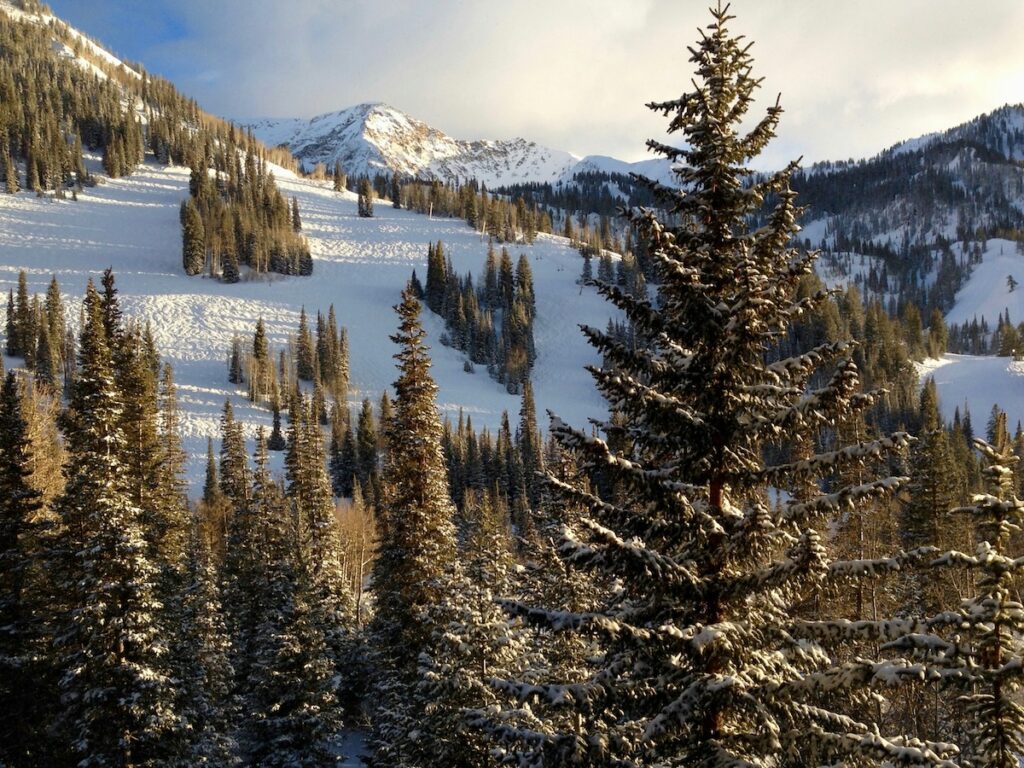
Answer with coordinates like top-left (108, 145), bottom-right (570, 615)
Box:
top-left (889, 104), bottom-right (1024, 162)
top-left (569, 154), bottom-right (678, 188)
top-left (244, 103), bottom-right (676, 187)
top-left (918, 355), bottom-right (1024, 434)
top-left (0, 0), bottom-right (141, 81)
top-left (0, 155), bottom-right (611, 491)
top-left (944, 238), bottom-right (1024, 326)
top-left (245, 103), bottom-right (580, 186)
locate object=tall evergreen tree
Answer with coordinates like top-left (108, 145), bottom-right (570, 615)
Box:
top-left (172, 517), bottom-right (238, 766)
top-left (358, 177), bottom-right (375, 218)
top-left (181, 198), bottom-right (206, 276)
top-left (295, 306), bottom-right (315, 381)
top-left (356, 397), bottom-right (379, 489)
top-left (51, 281), bottom-right (176, 766)
top-left (0, 370), bottom-right (46, 766)
top-left (480, 7), bottom-right (951, 766)
top-left (246, 428), bottom-right (339, 767)
top-left (370, 288), bottom-right (460, 764)
top-left (285, 401), bottom-right (356, 701)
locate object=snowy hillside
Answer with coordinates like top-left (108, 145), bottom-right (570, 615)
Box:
top-left (918, 355), bottom-right (1024, 434)
top-left (245, 103), bottom-right (675, 187)
top-left (944, 238), bottom-right (1024, 326)
top-left (0, 156), bottom-right (611, 490)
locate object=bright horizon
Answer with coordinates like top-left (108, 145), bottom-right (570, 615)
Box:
top-left (45, 0), bottom-right (1024, 170)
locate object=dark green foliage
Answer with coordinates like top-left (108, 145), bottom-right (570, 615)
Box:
top-left (218, 400), bottom-right (250, 510)
top-left (268, 392), bottom-right (287, 451)
top-left (370, 288), bottom-right (460, 764)
top-left (51, 281), bottom-right (176, 765)
top-left (173, 519), bottom-right (238, 765)
top-left (181, 198), bottom-right (207, 276)
top-left (295, 306), bottom-right (315, 381)
top-left (329, 414), bottom-right (357, 498)
top-left (228, 334), bottom-right (244, 384)
top-left (0, 370), bottom-right (46, 766)
top-left (358, 177), bottom-right (374, 217)
top-left (418, 241), bottom-right (536, 391)
top-left (479, 7), bottom-right (949, 766)
top-left (356, 397), bottom-right (379, 490)
top-left (185, 147), bottom-right (311, 281)
top-left (244, 430), bottom-right (340, 767)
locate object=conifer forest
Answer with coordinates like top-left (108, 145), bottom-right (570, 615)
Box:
top-left (4, 0), bottom-right (1024, 766)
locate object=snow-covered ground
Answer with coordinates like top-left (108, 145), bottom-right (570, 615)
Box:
top-left (0, 157), bottom-right (610, 491)
top-left (917, 354), bottom-right (1024, 431)
top-left (945, 238), bottom-right (1024, 326)
top-left (913, 238), bottom-right (1024, 432)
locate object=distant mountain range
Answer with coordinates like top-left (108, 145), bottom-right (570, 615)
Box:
top-left (243, 103), bottom-right (677, 188)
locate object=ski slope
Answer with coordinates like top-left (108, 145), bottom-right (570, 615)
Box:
top-left (944, 238), bottom-right (1024, 326)
top-left (918, 355), bottom-right (1024, 433)
top-left (916, 237), bottom-right (1024, 430)
top-left (0, 157), bottom-right (611, 491)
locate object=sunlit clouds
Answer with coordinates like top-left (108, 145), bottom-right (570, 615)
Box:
top-left (49, 0), bottom-right (1024, 169)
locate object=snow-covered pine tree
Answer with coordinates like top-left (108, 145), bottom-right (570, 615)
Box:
top-left (284, 396), bottom-right (356, 698)
top-left (296, 306), bottom-right (315, 381)
top-left (417, 488), bottom-right (531, 767)
top-left (369, 287), bottom-right (460, 766)
top-left (172, 515), bottom-right (238, 766)
top-left (481, 5), bottom-right (955, 766)
top-left (880, 439), bottom-right (1024, 767)
top-left (955, 441), bottom-right (1024, 766)
top-left (0, 369), bottom-right (47, 766)
top-left (245, 428), bottom-right (339, 767)
top-left (218, 400), bottom-right (250, 510)
top-left (51, 280), bottom-right (176, 765)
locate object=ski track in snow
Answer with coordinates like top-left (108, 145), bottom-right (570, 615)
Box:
top-left (0, 157), bottom-right (611, 492)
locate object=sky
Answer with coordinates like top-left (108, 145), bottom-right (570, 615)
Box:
top-left (46, 0), bottom-right (1024, 169)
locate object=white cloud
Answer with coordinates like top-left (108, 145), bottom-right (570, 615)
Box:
top-left (120, 1), bottom-right (1024, 167)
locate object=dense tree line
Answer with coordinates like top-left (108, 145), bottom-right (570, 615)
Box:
top-left (338, 169), bottom-right (553, 244)
top-left (495, 170), bottom-right (659, 227)
top-left (413, 240), bottom-right (536, 392)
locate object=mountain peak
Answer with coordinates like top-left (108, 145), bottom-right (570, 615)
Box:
top-left (243, 103), bottom-right (586, 186)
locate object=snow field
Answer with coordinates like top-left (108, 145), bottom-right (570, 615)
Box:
top-left (0, 156), bottom-right (611, 492)
top-left (944, 238), bottom-right (1024, 326)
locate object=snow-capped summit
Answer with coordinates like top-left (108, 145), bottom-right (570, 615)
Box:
top-left (244, 103), bottom-right (678, 188)
top-left (244, 103), bottom-right (581, 187)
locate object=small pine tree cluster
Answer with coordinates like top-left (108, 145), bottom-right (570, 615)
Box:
top-left (182, 143), bottom-right (312, 280)
top-left (389, 177), bottom-right (549, 243)
top-left (439, 383), bottom-right (545, 526)
top-left (328, 395), bottom-right (385, 503)
top-left (4, 271), bottom-right (71, 391)
top-left (420, 240), bottom-right (536, 392)
top-left (228, 306), bottom-right (349, 424)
